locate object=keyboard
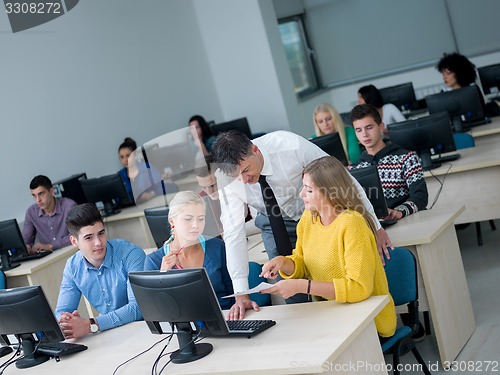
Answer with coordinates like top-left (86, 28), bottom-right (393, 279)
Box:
top-left (463, 117), bottom-right (491, 128)
top-left (433, 153), bottom-right (461, 163)
top-left (13, 250), bottom-right (52, 262)
top-left (379, 219), bottom-right (397, 228)
top-left (227, 319), bottom-right (276, 337)
top-left (37, 342), bottom-right (88, 357)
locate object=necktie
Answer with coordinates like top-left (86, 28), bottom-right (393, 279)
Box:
top-left (258, 175), bottom-right (293, 256)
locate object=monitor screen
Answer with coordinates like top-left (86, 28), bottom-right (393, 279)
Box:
top-left (129, 268), bottom-right (229, 363)
top-left (52, 173), bottom-right (88, 205)
top-left (0, 285), bottom-right (65, 368)
top-left (309, 133), bottom-right (348, 166)
top-left (146, 144), bottom-right (197, 180)
top-left (425, 85), bottom-right (485, 132)
top-left (80, 173), bottom-right (134, 217)
top-left (478, 63), bottom-right (500, 96)
top-left (349, 166), bottom-right (388, 219)
top-left (0, 219), bottom-right (29, 271)
top-left (379, 82), bottom-right (419, 112)
top-left (387, 112), bottom-right (456, 171)
top-left (210, 117), bottom-right (252, 138)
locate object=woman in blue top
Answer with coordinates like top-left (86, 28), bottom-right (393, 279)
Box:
top-left (144, 191), bottom-right (234, 309)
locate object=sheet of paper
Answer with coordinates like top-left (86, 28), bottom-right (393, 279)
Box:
top-left (222, 282), bottom-right (274, 298)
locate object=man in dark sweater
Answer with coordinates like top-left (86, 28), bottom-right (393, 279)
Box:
top-left (349, 104), bottom-right (428, 220)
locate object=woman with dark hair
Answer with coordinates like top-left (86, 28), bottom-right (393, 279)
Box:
top-left (436, 52), bottom-right (477, 90)
top-left (357, 84), bottom-right (405, 126)
top-left (189, 115), bottom-right (217, 155)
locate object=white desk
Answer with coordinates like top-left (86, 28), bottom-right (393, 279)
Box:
top-left (4, 246), bottom-right (78, 310)
top-left (248, 206), bottom-right (474, 369)
top-left (468, 116), bottom-right (500, 138)
top-left (6, 296), bottom-right (390, 375)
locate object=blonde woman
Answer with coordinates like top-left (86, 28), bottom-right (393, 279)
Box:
top-left (144, 191), bottom-right (234, 308)
top-left (260, 156), bottom-right (396, 338)
top-left (313, 103), bottom-right (361, 163)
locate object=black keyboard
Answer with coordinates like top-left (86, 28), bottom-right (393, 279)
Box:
top-left (227, 319), bottom-right (276, 337)
top-left (379, 219), bottom-right (397, 228)
top-left (37, 342), bottom-right (88, 357)
top-left (433, 153), bottom-right (461, 163)
top-left (13, 250), bottom-right (52, 262)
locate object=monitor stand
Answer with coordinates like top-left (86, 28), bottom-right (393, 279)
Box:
top-left (451, 116), bottom-right (464, 133)
top-left (16, 335), bottom-right (50, 369)
top-left (0, 250), bottom-right (20, 271)
top-left (170, 323), bottom-right (212, 364)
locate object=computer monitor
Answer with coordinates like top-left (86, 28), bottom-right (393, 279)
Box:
top-left (210, 117), bottom-right (252, 138)
top-left (387, 112), bottom-right (457, 171)
top-left (349, 166), bottom-right (388, 219)
top-left (379, 82), bottom-right (419, 112)
top-left (339, 111), bottom-right (352, 125)
top-left (0, 285), bottom-right (65, 368)
top-left (309, 133), bottom-right (348, 166)
top-left (147, 143), bottom-right (197, 180)
top-left (0, 219), bottom-right (29, 271)
top-left (478, 63), bottom-right (500, 97)
top-left (52, 173), bottom-right (88, 205)
top-left (425, 85), bottom-right (486, 132)
top-left (129, 268), bottom-right (230, 364)
top-left (80, 173), bottom-right (134, 217)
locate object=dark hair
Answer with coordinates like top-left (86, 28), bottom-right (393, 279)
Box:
top-left (358, 85), bottom-right (383, 108)
top-left (350, 104), bottom-right (382, 125)
top-left (436, 52), bottom-right (477, 87)
top-left (211, 130), bottom-right (253, 174)
top-left (29, 175), bottom-right (52, 190)
top-left (194, 154), bottom-right (216, 178)
top-left (189, 115), bottom-right (214, 141)
top-left (118, 137), bottom-right (137, 153)
top-left (66, 203), bottom-right (103, 237)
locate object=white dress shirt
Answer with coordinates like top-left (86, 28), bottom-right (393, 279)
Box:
top-left (216, 130), bottom-right (381, 293)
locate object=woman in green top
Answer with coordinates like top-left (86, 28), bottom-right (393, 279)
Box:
top-left (312, 103), bottom-right (361, 164)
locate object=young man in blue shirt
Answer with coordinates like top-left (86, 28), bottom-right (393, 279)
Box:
top-left (55, 203), bottom-right (145, 338)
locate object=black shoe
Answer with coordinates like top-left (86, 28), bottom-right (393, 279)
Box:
top-left (412, 323), bottom-right (426, 342)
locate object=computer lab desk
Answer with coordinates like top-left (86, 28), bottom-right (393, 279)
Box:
top-left (424, 132), bottom-right (500, 224)
top-left (249, 205), bottom-right (473, 369)
top-left (468, 115), bottom-right (500, 138)
top-left (4, 296), bottom-right (390, 375)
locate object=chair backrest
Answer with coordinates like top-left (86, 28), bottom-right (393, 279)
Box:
top-left (144, 206), bottom-right (170, 248)
top-left (383, 247), bottom-right (417, 306)
top-left (0, 270), bottom-right (6, 289)
top-left (248, 261), bottom-right (271, 306)
top-left (453, 132), bottom-right (475, 150)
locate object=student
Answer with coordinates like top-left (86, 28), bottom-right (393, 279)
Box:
top-left (358, 84), bottom-right (406, 126)
top-left (260, 156), bottom-right (396, 338)
top-left (211, 130), bottom-right (393, 319)
top-left (22, 175), bottom-right (77, 253)
top-left (436, 52), bottom-right (477, 90)
top-left (312, 103), bottom-right (361, 164)
top-left (350, 104), bottom-right (428, 220)
top-left (56, 203), bottom-right (145, 338)
top-left (143, 191), bottom-right (234, 309)
top-left (189, 115), bottom-right (217, 156)
top-left (117, 137), bottom-right (165, 204)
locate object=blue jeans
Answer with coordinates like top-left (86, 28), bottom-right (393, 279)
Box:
top-left (255, 213), bottom-right (309, 304)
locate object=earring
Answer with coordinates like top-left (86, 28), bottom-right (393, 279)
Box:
top-left (171, 224), bottom-right (175, 228)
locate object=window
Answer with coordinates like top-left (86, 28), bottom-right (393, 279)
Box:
top-left (278, 15), bottom-right (320, 98)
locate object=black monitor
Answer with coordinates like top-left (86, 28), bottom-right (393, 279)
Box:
top-left (210, 117), bottom-right (252, 138)
top-left (309, 133), bottom-right (348, 166)
top-left (379, 82), bottom-right (419, 112)
top-left (80, 173), bottom-right (134, 217)
top-left (425, 85), bottom-right (486, 132)
top-left (339, 111), bottom-right (352, 125)
top-left (0, 219), bottom-right (29, 271)
top-left (129, 268), bottom-right (230, 364)
top-left (349, 166), bottom-right (388, 219)
top-left (52, 173), bottom-right (88, 205)
top-left (387, 112), bottom-right (457, 171)
top-left (0, 285), bottom-right (65, 368)
top-left (478, 63), bottom-right (500, 97)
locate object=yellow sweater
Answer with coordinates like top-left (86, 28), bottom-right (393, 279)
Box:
top-left (282, 209), bottom-right (396, 337)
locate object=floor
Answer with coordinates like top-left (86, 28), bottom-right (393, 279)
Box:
top-left (387, 219), bottom-right (500, 374)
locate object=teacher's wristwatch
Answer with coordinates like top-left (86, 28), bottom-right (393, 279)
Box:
top-left (89, 318), bottom-right (99, 334)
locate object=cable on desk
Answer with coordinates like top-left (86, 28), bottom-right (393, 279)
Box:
top-left (428, 164), bottom-right (452, 209)
top-left (156, 329), bottom-right (203, 375)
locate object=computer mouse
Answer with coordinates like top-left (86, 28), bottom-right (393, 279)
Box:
top-left (0, 346), bottom-right (13, 357)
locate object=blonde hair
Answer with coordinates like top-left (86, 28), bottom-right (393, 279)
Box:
top-left (303, 156), bottom-right (377, 239)
top-left (313, 103), bottom-right (349, 161)
top-left (167, 191), bottom-right (206, 237)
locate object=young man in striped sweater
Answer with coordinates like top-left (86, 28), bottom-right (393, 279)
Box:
top-left (349, 104), bottom-right (428, 220)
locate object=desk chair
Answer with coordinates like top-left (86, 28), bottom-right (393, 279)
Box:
top-left (382, 247), bottom-right (431, 375)
top-left (453, 133), bottom-right (496, 246)
top-left (0, 270), bottom-right (5, 289)
top-left (144, 206), bottom-right (170, 248)
top-left (248, 261), bottom-right (271, 306)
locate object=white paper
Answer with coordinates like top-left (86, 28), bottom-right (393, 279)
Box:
top-left (222, 282), bottom-right (274, 298)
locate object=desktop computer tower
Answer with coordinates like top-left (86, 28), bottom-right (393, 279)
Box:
top-left (52, 173), bottom-right (88, 205)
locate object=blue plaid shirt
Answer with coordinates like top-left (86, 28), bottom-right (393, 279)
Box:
top-left (55, 240), bottom-right (145, 331)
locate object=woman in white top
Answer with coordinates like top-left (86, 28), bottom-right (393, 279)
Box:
top-left (358, 84), bottom-right (406, 126)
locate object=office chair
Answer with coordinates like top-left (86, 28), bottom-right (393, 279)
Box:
top-left (0, 270), bottom-right (5, 289)
top-left (382, 247), bottom-right (431, 375)
top-left (248, 261), bottom-right (271, 306)
top-left (453, 133), bottom-right (496, 246)
top-left (144, 206), bottom-right (171, 248)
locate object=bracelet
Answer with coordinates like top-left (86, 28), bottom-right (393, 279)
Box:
top-left (306, 279), bottom-right (311, 295)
